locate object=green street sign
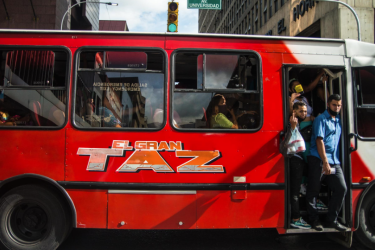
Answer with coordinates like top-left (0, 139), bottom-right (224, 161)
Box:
top-left (187, 0), bottom-right (222, 10)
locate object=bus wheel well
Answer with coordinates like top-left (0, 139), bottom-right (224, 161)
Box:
top-left (0, 175), bottom-right (76, 228)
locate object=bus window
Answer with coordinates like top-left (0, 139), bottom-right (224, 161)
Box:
top-left (354, 67), bottom-right (375, 138)
top-left (0, 49), bottom-right (68, 127)
top-left (74, 50), bottom-right (165, 129)
top-left (173, 51), bottom-right (260, 130)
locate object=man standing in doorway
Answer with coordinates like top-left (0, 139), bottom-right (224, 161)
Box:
top-left (306, 94), bottom-right (348, 232)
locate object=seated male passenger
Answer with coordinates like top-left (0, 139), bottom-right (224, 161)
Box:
top-left (207, 94), bottom-right (238, 129)
top-left (99, 107), bottom-right (121, 128)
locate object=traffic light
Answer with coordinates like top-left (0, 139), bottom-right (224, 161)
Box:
top-left (167, 2), bottom-right (179, 32)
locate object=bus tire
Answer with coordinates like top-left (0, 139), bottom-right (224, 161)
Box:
top-left (0, 185), bottom-right (69, 250)
top-left (355, 191), bottom-right (375, 249)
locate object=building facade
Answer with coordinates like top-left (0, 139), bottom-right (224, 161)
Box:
top-left (99, 20), bottom-right (129, 31)
top-left (199, 0), bottom-right (375, 43)
top-left (0, 0), bottom-right (99, 30)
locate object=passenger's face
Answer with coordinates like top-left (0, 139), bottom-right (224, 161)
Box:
top-left (328, 100), bottom-right (342, 113)
top-left (214, 106), bottom-right (219, 114)
top-left (218, 95), bottom-right (226, 105)
top-left (290, 81), bottom-right (301, 93)
top-left (295, 106), bottom-right (307, 120)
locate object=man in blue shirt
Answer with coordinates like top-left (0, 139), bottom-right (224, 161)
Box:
top-left (306, 94), bottom-right (348, 232)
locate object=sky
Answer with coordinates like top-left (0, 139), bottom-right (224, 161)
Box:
top-left (99, 0), bottom-right (199, 33)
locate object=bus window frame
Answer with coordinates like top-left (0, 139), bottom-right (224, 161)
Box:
top-left (72, 46), bottom-right (168, 132)
top-left (170, 48), bottom-right (263, 133)
top-left (0, 45), bottom-right (71, 130)
top-left (352, 67), bottom-right (375, 141)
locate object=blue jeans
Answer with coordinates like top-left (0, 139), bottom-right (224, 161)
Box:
top-left (306, 156), bottom-right (347, 223)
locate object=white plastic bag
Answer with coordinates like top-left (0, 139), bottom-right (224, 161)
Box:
top-left (287, 128), bottom-right (306, 155)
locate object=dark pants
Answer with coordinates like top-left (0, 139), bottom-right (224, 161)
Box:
top-left (306, 156), bottom-right (347, 223)
top-left (290, 156), bottom-right (306, 220)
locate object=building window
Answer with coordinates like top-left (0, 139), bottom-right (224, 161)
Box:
top-left (281, 0), bottom-right (284, 7)
top-left (264, 1), bottom-right (267, 24)
top-left (0, 49), bottom-right (69, 128)
top-left (172, 51), bottom-right (262, 131)
top-left (260, 0), bottom-right (262, 27)
top-left (255, 2), bottom-right (258, 30)
top-left (269, 0), bottom-right (273, 18)
top-left (275, 0), bottom-right (278, 12)
top-left (248, 12), bottom-right (251, 33)
top-left (251, 7), bottom-right (255, 34)
top-left (74, 49), bottom-right (165, 130)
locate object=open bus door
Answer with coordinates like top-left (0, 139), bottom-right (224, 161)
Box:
top-left (281, 50), bottom-right (353, 247)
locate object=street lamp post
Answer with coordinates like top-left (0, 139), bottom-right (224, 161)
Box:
top-left (317, 0), bottom-right (361, 41)
top-left (60, 1), bottom-right (118, 30)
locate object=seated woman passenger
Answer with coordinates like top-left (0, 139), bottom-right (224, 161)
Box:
top-left (207, 94), bottom-right (238, 129)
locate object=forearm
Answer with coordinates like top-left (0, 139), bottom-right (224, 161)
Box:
top-left (305, 72), bottom-right (323, 93)
top-left (231, 116), bottom-right (237, 125)
top-left (316, 139), bottom-right (328, 163)
top-left (289, 97), bottom-right (293, 115)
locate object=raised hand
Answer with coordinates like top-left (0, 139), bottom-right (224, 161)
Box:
top-left (290, 111), bottom-right (298, 130)
top-left (291, 93), bottom-right (301, 102)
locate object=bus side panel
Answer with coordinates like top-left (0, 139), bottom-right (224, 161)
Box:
top-left (196, 190), bottom-right (284, 229)
top-left (107, 193), bottom-right (196, 229)
top-left (0, 34), bottom-right (166, 49)
top-left (65, 129), bottom-right (284, 184)
top-left (0, 130), bottom-right (65, 180)
top-left (351, 147), bottom-right (375, 183)
top-left (67, 189), bottom-right (108, 229)
top-left (352, 189), bottom-right (362, 229)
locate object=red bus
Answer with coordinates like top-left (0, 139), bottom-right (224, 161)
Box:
top-left (0, 30), bottom-right (374, 250)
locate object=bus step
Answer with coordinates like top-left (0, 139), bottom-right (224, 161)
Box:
top-left (286, 228), bottom-right (351, 234)
top-left (300, 210), bottom-right (328, 215)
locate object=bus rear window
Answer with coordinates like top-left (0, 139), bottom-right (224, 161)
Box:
top-left (0, 49), bottom-right (68, 128)
top-left (74, 50), bottom-right (165, 130)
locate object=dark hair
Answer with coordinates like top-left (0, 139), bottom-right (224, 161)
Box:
top-left (205, 95), bottom-right (224, 118)
top-left (328, 94), bottom-right (341, 103)
top-left (293, 101), bottom-right (307, 110)
top-left (289, 78), bottom-right (299, 91)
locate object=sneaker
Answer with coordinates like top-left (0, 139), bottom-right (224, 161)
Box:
top-left (311, 220), bottom-right (324, 232)
top-left (325, 221), bottom-right (348, 232)
top-left (316, 200), bottom-right (328, 210)
top-left (290, 217), bottom-right (311, 229)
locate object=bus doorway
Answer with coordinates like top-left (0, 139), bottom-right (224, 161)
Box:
top-left (282, 65), bottom-right (352, 238)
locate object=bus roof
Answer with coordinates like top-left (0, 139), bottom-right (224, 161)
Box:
top-left (0, 28), bottom-right (346, 43)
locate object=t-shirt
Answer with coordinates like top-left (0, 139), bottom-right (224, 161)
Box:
top-left (211, 113), bottom-right (233, 128)
top-left (299, 121), bottom-right (313, 163)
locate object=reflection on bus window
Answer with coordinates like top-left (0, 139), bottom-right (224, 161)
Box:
top-left (0, 50), bottom-right (68, 127)
top-left (355, 67), bottom-right (375, 137)
top-left (75, 51), bottom-right (165, 129)
top-left (173, 52), bottom-right (260, 130)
